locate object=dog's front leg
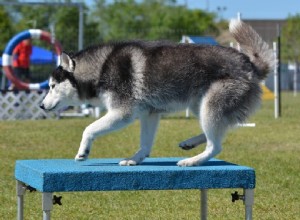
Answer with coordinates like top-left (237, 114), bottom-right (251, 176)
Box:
top-left (75, 110), bottom-right (134, 161)
top-left (119, 113), bottom-right (160, 166)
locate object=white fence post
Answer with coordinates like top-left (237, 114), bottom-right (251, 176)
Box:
top-left (273, 42), bottom-right (279, 119)
top-left (294, 61), bottom-right (298, 97)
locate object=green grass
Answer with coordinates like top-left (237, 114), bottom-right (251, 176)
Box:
top-left (1, 92), bottom-right (299, 219)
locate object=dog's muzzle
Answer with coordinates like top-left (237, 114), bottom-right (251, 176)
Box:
top-left (40, 101), bottom-right (60, 111)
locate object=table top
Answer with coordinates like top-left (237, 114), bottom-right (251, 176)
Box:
top-left (15, 157), bottom-right (255, 192)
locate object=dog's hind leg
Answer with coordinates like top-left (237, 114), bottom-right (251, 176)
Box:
top-left (179, 133), bottom-right (207, 150)
top-left (119, 112), bottom-right (160, 166)
top-left (177, 109), bottom-right (227, 166)
top-left (177, 79), bottom-right (260, 166)
top-left (177, 123), bottom-right (226, 167)
top-left (177, 85), bottom-right (231, 167)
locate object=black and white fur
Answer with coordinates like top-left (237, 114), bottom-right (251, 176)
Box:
top-left (40, 20), bottom-right (273, 166)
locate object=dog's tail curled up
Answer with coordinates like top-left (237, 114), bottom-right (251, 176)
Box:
top-left (229, 19), bottom-right (274, 80)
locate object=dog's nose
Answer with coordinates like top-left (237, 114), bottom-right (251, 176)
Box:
top-left (40, 103), bottom-right (45, 110)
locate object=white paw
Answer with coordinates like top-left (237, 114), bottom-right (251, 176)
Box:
top-left (177, 158), bottom-right (199, 167)
top-left (75, 153), bottom-right (88, 161)
top-left (119, 159), bottom-right (138, 166)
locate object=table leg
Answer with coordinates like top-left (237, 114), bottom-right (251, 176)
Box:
top-left (42, 192), bottom-right (53, 220)
top-left (200, 189), bottom-right (208, 220)
top-left (16, 181), bottom-right (26, 220)
top-left (244, 189), bottom-right (254, 220)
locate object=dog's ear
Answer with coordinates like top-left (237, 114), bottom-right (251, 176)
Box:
top-left (60, 52), bottom-right (75, 72)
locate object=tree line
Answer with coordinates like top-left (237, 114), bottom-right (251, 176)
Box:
top-left (0, 0), bottom-right (219, 53)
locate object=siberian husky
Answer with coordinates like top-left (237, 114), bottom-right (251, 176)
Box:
top-left (40, 20), bottom-right (273, 166)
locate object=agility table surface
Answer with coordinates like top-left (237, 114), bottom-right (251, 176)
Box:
top-left (15, 157), bottom-right (255, 220)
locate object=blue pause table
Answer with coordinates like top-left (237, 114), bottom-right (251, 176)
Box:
top-left (15, 158), bottom-right (255, 220)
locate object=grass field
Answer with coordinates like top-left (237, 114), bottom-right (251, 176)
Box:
top-left (0, 92), bottom-right (299, 219)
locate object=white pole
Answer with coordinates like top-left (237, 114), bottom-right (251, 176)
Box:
top-left (237, 12), bottom-right (241, 20)
top-left (273, 42), bottom-right (279, 119)
top-left (294, 61), bottom-right (298, 97)
top-left (78, 3), bottom-right (84, 51)
top-left (237, 123), bottom-right (256, 127)
top-left (237, 12), bottom-right (241, 51)
top-left (95, 107), bottom-right (101, 118)
top-left (185, 108), bottom-right (190, 118)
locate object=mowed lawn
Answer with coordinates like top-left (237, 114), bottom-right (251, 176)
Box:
top-left (0, 92), bottom-right (299, 219)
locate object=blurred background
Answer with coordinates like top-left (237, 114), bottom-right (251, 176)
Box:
top-left (0, 0), bottom-right (299, 91)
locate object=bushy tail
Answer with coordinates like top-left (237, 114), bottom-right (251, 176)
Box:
top-left (229, 19), bottom-right (274, 80)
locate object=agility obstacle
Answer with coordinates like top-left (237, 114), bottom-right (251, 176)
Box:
top-left (2, 29), bottom-right (62, 90)
top-left (15, 157), bottom-right (255, 220)
top-left (0, 29), bottom-right (63, 120)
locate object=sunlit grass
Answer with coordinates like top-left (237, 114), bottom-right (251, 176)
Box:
top-left (0, 92), bottom-right (299, 219)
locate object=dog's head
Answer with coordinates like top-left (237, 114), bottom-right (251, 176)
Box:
top-left (40, 52), bottom-right (80, 111)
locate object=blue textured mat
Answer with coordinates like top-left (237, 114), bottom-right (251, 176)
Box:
top-left (15, 158), bottom-right (255, 192)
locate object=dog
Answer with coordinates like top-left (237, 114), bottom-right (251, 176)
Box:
top-left (40, 19), bottom-right (273, 166)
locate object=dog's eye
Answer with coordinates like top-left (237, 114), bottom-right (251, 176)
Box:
top-left (51, 84), bottom-right (55, 89)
